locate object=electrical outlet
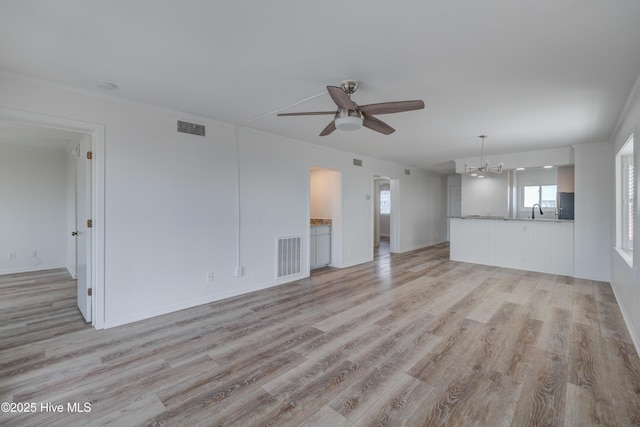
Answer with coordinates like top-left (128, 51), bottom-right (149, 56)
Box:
top-left (8, 252), bottom-right (16, 260)
top-left (206, 272), bottom-right (214, 282)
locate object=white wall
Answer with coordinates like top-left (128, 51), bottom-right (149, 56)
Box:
top-left (461, 173), bottom-right (509, 217)
top-left (573, 142), bottom-right (612, 282)
top-left (379, 215), bottom-right (390, 237)
top-left (310, 168), bottom-right (338, 220)
top-left (0, 74), bottom-right (447, 328)
top-left (446, 174), bottom-right (462, 240)
top-left (393, 169), bottom-right (447, 252)
top-left (0, 142), bottom-right (68, 273)
top-left (610, 77), bottom-right (640, 353)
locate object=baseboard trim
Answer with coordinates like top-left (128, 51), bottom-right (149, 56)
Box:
top-left (101, 277), bottom-right (306, 329)
top-left (397, 240), bottom-right (447, 253)
top-left (0, 264), bottom-right (67, 276)
top-left (339, 257), bottom-right (374, 269)
top-left (67, 265), bottom-right (77, 279)
top-left (609, 280), bottom-right (640, 360)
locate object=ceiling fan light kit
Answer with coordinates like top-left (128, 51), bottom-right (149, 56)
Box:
top-left (464, 135), bottom-right (504, 177)
top-left (334, 109), bottom-right (363, 131)
top-left (278, 80), bottom-right (424, 136)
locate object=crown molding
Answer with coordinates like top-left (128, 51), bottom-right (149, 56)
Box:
top-left (610, 73), bottom-right (640, 142)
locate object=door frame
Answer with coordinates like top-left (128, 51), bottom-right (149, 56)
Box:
top-left (373, 177), bottom-right (391, 248)
top-left (372, 176), bottom-right (398, 254)
top-left (309, 166), bottom-right (342, 269)
top-left (0, 107), bottom-right (106, 329)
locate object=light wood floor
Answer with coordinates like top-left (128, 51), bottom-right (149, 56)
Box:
top-left (1, 244), bottom-right (639, 426)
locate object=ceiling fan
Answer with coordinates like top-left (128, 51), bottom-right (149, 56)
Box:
top-left (277, 80), bottom-right (425, 136)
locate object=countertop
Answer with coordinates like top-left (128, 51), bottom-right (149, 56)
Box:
top-left (310, 218), bottom-right (332, 226)
top-left (449, 215), bottom-right (573, 223)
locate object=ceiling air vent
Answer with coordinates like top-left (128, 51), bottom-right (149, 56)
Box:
top-left (353, 158), bottom-right (363, 167)
top-left (177, 120), bottom-right (205, 137)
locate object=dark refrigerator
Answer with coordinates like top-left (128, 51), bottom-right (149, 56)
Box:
top-left (558, 192), bottom-right (574, 219)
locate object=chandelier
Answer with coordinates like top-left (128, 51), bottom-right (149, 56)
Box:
top-left (464, 135), bottom-right (503, 177)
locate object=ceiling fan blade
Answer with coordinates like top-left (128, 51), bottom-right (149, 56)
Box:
top-left (360, 100), bottom-right (425, 116)
top-left (363, 116), bottom-right (395, 135)
top-left (327, 86), bottom-right (355, 110)
top-left (277, 111), bottom-right (336, 116)
top-left (319, 120), bottom-right (336, 136)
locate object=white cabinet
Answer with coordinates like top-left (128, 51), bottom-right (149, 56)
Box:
top-left (310, 225), bottom-right (331, 269)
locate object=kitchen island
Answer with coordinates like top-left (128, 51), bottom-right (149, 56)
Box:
top-left (449, 216), bottom-right (574, 276)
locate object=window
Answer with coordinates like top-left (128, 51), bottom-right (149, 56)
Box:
top-left (515, 167), bottom-right (558, 219)
top-left (622, 154), bottom-right (634, 251)
top-left (523, 185), bottom-right (557, 208)
top-left (380, 190), bottom-right (391, 214)
top-left (616, 134), bottom-right (634, 266)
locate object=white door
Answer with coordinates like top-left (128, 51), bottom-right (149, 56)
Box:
top-left (75, 139), bottom-right (92, 322)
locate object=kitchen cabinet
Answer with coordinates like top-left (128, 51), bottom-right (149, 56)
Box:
top-left (310, 225), bottom-right (331, 269)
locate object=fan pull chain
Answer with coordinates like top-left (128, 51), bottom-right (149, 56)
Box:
top-left (236, 91), bottom-right (328, 127)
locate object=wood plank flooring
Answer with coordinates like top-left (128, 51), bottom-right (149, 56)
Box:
top-left (1, 244), bottom-right (639, 426)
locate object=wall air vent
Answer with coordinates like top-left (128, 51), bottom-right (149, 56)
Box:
top-left (353, 158), bottom-right (363, 167)
top-left (177, 120), bottom-right (205, 137)
top-left (405, 169), bottom-right (411, 175)
top-left (276, 236), bottom-right (302, 279)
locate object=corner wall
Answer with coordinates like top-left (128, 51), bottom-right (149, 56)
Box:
top-left (573, 142), bottom-right (612, 281)
top-left (610, 76), bottom-right (640, 353)
top-left (0, 143), bottom-right (68, 273)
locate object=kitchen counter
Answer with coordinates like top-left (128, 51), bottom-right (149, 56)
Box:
top-left (310, 218), bottom-right (332, 226)
top-left (449, 216), bottom-right (574, 275)
top-left (449, 215), bottom-right (573, 223)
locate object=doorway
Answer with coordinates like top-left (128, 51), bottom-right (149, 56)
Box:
top-left (374, 177), bottom-right (391, 257)
top-left (0, 107), bottom-right (105, 329)
top-left (309, 167), bottom-right (342, 270)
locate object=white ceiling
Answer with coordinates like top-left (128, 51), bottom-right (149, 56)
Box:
top-left (1, 1), bottom-right (639, 173)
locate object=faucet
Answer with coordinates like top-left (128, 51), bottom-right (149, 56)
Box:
top-left (532, 203), bottom-right (544, 219)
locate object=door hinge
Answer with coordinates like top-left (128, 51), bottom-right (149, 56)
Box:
top-left (86, 151), bottom-right (93, 160)
top-left (87, 219), bottom-right (93, 228)
top-left (88, 288), bottom-right (93, 296)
